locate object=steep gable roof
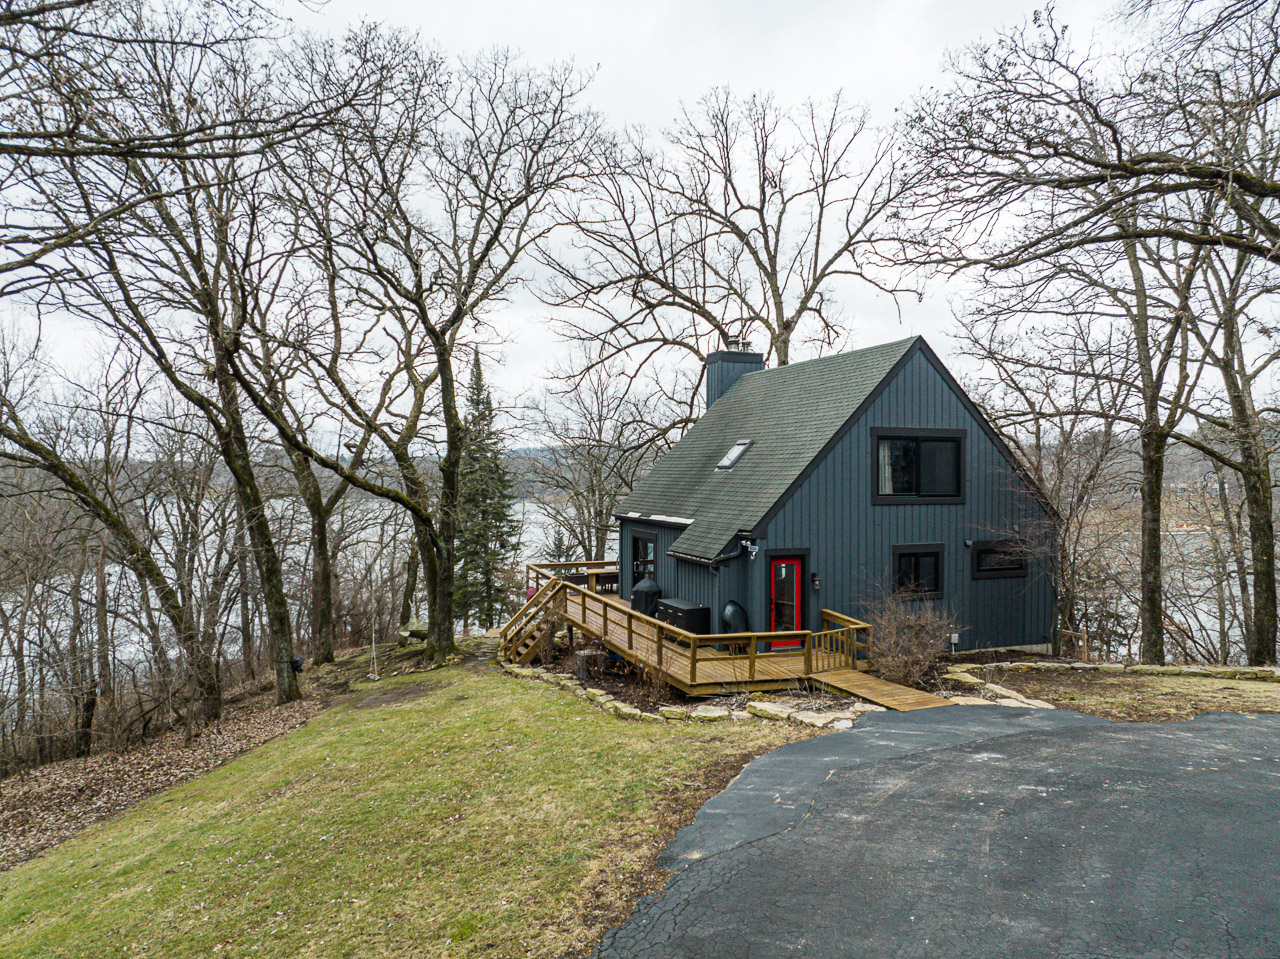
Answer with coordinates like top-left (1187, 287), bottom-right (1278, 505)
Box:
top-left (616, 337), bottom-right (919, 562)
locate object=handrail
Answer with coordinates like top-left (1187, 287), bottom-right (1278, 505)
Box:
top-left (527, 561), bottom-right (621, 594)
top-left (500, 578), bottom-right (561, 656)
top-left (502, 564), bottom-right (874, 679)
top-left (821, 608), bottom-right (872, 630)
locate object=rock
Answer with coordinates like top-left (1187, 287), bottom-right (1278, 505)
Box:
top-left (1006, 662), bottom-right (1032, 671)
top-left (614, 704), bottom-right (643, 721)
top-left (950, 695), bottom-right (995, 706)
top-left (830, 719), bottom-right (854, 730)
top-left (996, 698), bottom-right (1029, 707)
top-left (659, 706), bottom-right (689, 721)
top-left (1096, 663), bottom-right (1125, 672)
top-left (584, 688), bottom-right (608, 699)
top-left (1070, 662), bottom-right (1099, 670)
top-left (947, 663), bottom-right (981, 672)
top-left (690, 705), bottom-right (731, 722)
top-left (1178, 667), bottom-right (1212, 678)
top-left (1205, 667), bottom-right (1239, 679)
top-left (639, 712), bottom-right (665, 723)
top-left (984, 684), bottom-right (1028, 702)
top-left (863, 704), bottom-right (887, 712)
top-left (1022, 698), bottom-right (1056, 709)
top-left (731, 710), bottom-right (752, 721)
top-left (790, 710), bottom-right (831, 728)
top-left (1038, 663), bottom-right (1072, 672)
top-left (747, 701), bottom-right (794, 721)
top-left (1130, 665), bottom-right (1182, 675)
top-left (945, 673), bottom-right (986, 687)
top-left (825, 708), bottom-right (870, 721)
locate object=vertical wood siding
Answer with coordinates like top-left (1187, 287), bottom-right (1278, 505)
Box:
top-left (745, 350), bottom-right (1055, 648)
top-left (619, 520), bottom-right (718, 619)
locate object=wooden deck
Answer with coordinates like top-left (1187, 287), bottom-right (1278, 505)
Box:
top-left (501, 564), bottom-right (952, 711)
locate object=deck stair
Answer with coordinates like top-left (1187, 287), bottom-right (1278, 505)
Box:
top-left (499, 579), bottom-right (567, 665)
top-left (498, 563), bottom-right (952, 711)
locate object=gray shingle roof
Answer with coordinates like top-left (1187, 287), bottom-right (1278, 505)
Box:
top-left (617, 337), bottom-right (919, 562)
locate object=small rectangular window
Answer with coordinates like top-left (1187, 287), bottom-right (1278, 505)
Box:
top-left (972, 540), bottom-right (1028, 579)
top-left (716, 439), bottom-right (753, 471)
top-left (874, 430), bottom-right (964, 503)
top-left (893, 545), bottom-right (944, 598)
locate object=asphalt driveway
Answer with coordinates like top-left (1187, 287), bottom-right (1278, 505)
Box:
top-left (596, 707), bottom-right (1280, 959)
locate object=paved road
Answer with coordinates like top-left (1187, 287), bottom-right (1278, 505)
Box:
top-left (596, 707), bottom-right (1280, 959)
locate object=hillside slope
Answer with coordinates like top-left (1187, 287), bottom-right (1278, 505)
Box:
top-left (0, 653), bottom-right (807, 959)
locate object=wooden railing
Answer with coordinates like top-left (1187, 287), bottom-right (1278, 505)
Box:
top-left (817, 609), bottom-right (874, 671)
top-left (505, 565), bottom-right (875, 687)
top-left (526, 561), bottom-right (620, 595)
top-left (499, 578), bottom-right (561, 659)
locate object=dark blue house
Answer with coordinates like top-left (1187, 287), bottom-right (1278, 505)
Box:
top-left (615, 336), bottom-right (1056, 652)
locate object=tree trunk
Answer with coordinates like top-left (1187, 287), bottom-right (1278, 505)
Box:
top-left (1238, 452), bottom-right (1277, 666)
top-left (211, 340), bottom-right (301, 703)
top-left (311, 515), bottom-right (335, 665)
top-left (1138, 427), bottom-right (1167, 664)
top-left (399, 548), bottom-right (419, 647)
top-left (69, 576), bottom-right (95, 759)
top-left (94, 542), bottom-right (114, 746)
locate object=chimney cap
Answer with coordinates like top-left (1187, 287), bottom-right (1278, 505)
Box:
top-left (725, 335), bottom-right (752, 352)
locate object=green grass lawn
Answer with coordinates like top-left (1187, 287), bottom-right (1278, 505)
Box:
top-left (0, 656), bottom-right (809, 959)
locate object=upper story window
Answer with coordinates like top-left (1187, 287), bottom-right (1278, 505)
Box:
top-left (872, 429), bottom-right (965, 504)
top-left (716, 439), bottom-right (753, 471)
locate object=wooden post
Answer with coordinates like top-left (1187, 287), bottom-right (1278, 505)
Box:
top-left (1083, 629), bottom-right (1090, 663)
top-left (656, 627), bottom-right (664, 669)
top-left (689, 637), bottom-right (697, 685)
top-left (626, 614), bottom-right (634, 651)
top-left (804, 633), bottom-right (813, 676)
top-left (749, 635), bottom-right (757, 681)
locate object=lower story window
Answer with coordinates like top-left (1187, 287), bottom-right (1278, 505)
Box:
top-left (893, 545), bottom-right (943, 598)
top-left (972, 540), bottom-right (1028, 579)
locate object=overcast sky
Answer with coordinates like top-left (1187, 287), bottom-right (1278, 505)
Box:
top-left (291, 0), bottom-right (1121, 406)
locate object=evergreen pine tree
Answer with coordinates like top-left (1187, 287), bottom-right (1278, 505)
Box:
top-left (545, 524), bottom-right (578, 563)
top-left (454, 350), bottom-right (523, 631)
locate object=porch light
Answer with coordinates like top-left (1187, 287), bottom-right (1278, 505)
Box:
top-left (811, 572), bottom-right (821, 590)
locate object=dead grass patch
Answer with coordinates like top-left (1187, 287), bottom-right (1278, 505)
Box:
top-left (992, 671), bottom-right (1280, 722)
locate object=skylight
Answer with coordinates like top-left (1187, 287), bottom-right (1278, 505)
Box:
top-left (715, 440), bottom-right (753, 471)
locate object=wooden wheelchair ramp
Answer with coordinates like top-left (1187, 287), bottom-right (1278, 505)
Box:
top-left (813, 668), bottom-right (952, 711)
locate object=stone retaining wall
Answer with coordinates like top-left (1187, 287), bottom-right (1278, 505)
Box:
top-left (949, 661), bottom-right (1280, 681)
top-left (497, 662), bottom-right (885, 729)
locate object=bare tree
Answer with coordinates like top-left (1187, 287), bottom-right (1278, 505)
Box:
top-left (525, 355), bottom-right (669, 562)
top-left (232, 35), bottom-right (603, 660)
top-left (901, 8), bottom-right (1280, 662)
top-left (550, 88), bottom-right (912, 416)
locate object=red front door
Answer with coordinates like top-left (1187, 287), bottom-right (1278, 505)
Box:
top-left (770, 557), bottom-right (803, 645)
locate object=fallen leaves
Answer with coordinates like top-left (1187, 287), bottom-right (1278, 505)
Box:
top-left (0, 696), bottom-right (320, 871)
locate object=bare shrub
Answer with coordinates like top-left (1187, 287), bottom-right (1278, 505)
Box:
top-left (868, 594), bottom-right (956, 688)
